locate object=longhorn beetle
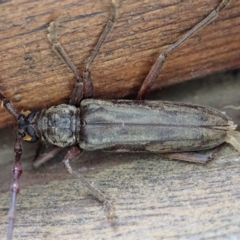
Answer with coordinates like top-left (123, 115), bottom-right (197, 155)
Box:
top-left (0, 0), bottom-right (238, 239)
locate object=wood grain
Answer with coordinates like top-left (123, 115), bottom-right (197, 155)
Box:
top-left (0, 0), bottom-right (240, 128)
top-left (0, 139), bottom-right (240, 239)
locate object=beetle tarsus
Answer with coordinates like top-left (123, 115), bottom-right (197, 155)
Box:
top-left (137, 0), bottom-right (230, 100)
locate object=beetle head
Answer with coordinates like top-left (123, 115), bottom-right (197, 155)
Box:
top-left (17, 110), bottom-right (39, 143)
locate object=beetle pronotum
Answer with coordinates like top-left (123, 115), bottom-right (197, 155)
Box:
top-left (0, 0), bottom-right (238, 239)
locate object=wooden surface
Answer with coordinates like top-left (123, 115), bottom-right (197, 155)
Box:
top-left (0, 0), bottom-right (240, 128)
top-left (0, 71), bottom-right (240, 239)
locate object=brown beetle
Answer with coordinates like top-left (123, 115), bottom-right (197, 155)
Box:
top-left (0, 1), bottom-right (236, 239)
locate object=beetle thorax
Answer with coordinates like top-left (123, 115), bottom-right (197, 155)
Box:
top-left (35, 104), bottom-right (81, 147)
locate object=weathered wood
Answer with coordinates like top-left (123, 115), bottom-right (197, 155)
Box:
top-left (1, 147), bottom-right (240, 239)
top-left (0, 0), bottom-right (239, 128)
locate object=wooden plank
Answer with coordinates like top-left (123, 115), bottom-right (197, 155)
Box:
top-left (0, 0), bottom-right (240, 128)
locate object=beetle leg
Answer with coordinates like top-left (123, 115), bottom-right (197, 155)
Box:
top-left (63, 146), bottom-right (116, 222)
top-left (82, 0), bottom-right (117, 98)
top-left (47, 21), bottom-right (84, 105)
top-left (161, 144), bottom-right (225, 164)
top-left (47, 0), bottom-right (116, 104)
top-left (32, 143), bottom-right (63, 169)
top-left (137, 0), bottom-right (230, 100)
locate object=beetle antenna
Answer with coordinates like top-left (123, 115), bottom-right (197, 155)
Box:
top-left (7, 133), bottom-right (24, 240)
top-left (0, 92), bottom-right (20, 118)
top-left (1, 92), bottom-right (23, 239)
top-left (223, 105), bottom-right (240, 110)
